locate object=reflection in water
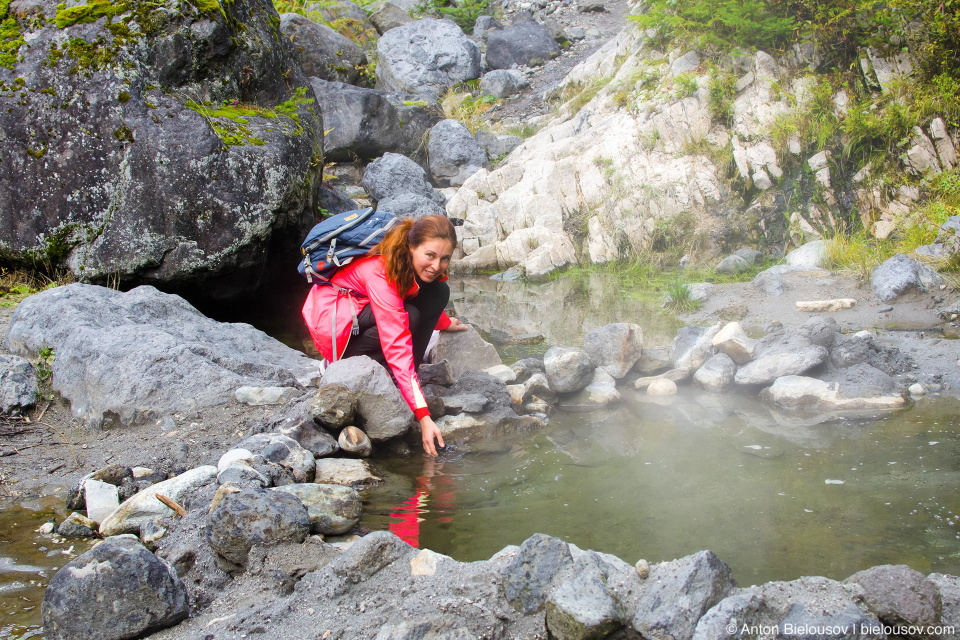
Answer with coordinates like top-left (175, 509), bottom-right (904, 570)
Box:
top-left (365, 393), bottom-right (960, 586)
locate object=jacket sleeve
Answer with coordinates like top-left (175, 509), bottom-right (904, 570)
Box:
top-left (435, 311), bottom-right (451, 331)
top-left (365, 273), bottom-right (431, 421)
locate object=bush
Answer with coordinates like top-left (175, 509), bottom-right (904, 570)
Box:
top-left (415, 0), bottom-right (488, 32)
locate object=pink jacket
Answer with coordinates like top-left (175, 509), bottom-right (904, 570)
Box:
top-left (302, 255), bottom-right (451, 420)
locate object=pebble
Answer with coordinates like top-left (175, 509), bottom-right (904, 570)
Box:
top-left (878, 306), bottom-right (893, 313)
top-left (38, 522), bottom-right (55, 534)
top-left (635, 558), bottom-right (650, 578)
top-left (909, 383), bottom-right (926, 396)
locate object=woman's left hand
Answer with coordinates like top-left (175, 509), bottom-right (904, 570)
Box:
top-left (444, 317), bottom-right (468, 332)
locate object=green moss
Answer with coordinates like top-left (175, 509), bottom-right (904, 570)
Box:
top-left (184, 88), bottom-right (314, 147)
top-left (402, 100), bottom-right (429, 107)
top-left (25, 145), bottom-right (46, 158)
top-left (39, 86), bottom-right (56, 95)
top-left (62, 36), bottom-right (122, 74)
top-left (55, 0), bottom-right (128, 29)
top-left (45, 42), bottom-right (64, 67)
top-left (112, 125), bottom-right (134, 142)
top-left (0, 15), bottom-right (24, 69)
top-left (118, 90), bottom-right (130, 103)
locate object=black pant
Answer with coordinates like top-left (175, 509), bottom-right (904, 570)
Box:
top-left (342, 279), bottom-right (450, 371)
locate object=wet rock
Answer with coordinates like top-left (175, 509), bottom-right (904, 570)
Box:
top-left (511, 358), bottom-right (544, 384)
top-left (41, 535), bottom-right (188, 640)
top-left (56, 512), bottom-right (99, 539)
top-left (671, 324), bottom-right (721, 371)
top-left (272, 483), bottom-right (362, 535)
top-left (712, 322), bottom-right (756, 364)
top-left (583, 323), bottom-right (644, 379)
top-left (431, 327), bottom-right (503, 378)
top-left (314, 458), bottom-right (383, 488)
top-left (429, 119), bottom-right (490, 188)
top-left (544, 346), bottom-right (595, 393)
top-left (694, 354), bottom-right (737, 393)
top-left (236, 433), bottom-right (316, 484)
top-left (311, 79), bottom-right (443, 165)
top-left (0, 354), bottom-right (36, 414)
top-left (280, 13), bottom-right (365, 84)
top-left (785, 240), bottom-right (827, 268)
top-left (647, 378), bottom-right (678, 396)
top-left (480, 69), bottom-right (529, 99)
top-left (376, 18), bottom-right (481, 99)
top-left (546, 558), bottom-right (624, 640)
top-left (206, 486), bottom-right (311, 567)
top-left (760, 375), bottom-right (905, 411)
top-left (361, 152), bottom-right (446, 208)
top-left (99, 466), bottom-right (218, 537)
top-left (631, 551), bottom-right (737, 640)
top-left (634, 368), bottom-right (690, 390)
top-left (418, 361), bottom-right (455, 386)
top-left (844, 565), bottom-right (941, 630)
top-left (560, 369), bottom-right (621, 409)
top-left (487, 20), bottom-right (561, 69)
top-left (338, 425), bottom-right (373, 457)
top-left (369, 1), bottom-right (413, 34)
top-left (502, 533), bottom-right (575, 613)
top-left (476, 129), bottom-right (524, 160)
top-left (5, 285), bottom-right (318, 428)
top-left (84, 479), bottom-right (120, 524)
top-left (872, 254), bottom-right (944, 302)
top-left (320, 356), bottom-right (415, 441)
top-left (310, 383), bottom-right (357, 430)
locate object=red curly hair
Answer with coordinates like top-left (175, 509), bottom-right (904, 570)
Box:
top-left (372, 215), bottom-right (458, 295)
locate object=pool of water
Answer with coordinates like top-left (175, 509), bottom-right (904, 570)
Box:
top-left (362, 390), bottom-right (960, 587)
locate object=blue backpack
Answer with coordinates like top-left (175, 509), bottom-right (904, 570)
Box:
top-left (298, 208), bottom-right (398, 284)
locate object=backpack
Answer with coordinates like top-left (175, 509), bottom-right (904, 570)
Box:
top-left (298, 208), bottom-right (398, 284)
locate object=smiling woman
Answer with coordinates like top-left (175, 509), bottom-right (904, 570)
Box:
top-left (302, 215), bottom-right (468, 456)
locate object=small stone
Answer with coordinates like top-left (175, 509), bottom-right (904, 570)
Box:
top-left (636, 559), bottom-right (650, 579)
top-left (795, 299), bottom-right (856, 312)
top-left (38, 522), bottom-right (55, 535)
top-left (909, 383), bottom-right (926, 396)
top-left (217, 448), bottom-right (254, 472)
top-left (338, 426), bottom-right (373, 457)
top-left (647, 378), bottom-right (678, 396)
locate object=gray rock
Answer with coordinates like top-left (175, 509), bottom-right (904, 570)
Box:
top-left (711, 322), bottom-right (756, 364)
top-left (272, 483), bottom-right (362, 535)
top-left (236, 433), bottom-right (316, 484)
top-left (735, 248), bottom-right (764, 264)
top-left (692, 592), bottom-right (764, 640)
top-left (56, 512), bottom-right (99, 539)
top-left (502, 533), bottom-right (575, 613)
top-left (441, 393), bottom-right (491, 414)
top-left (542, 17), bottom-right (569, 45)
top-left (715, 254), bottom-right (750, 274)
top-left (480, 69), bottom-right (530, 99)
top-left (760, 375), bottom-right (906, 411)
top-left (475, 129), bottom-right (524, 160)
top-left (5, 284), bottom-right (317, 428)
top-left (369, 2), bottom-right (413, 34)
top-left (486, 20), bottom-right (561, 69)
top-left (631, 551), bottom-right (737, 640)
top-left (337, 425), bottom-right (373, 457)
top-left (217, 462), bottom-right (271, 489)
top-left (546, 558), bottom-right (624, 639)
top-left (310, 383), bottom-right (357, 430)
top-left (428, 119), bottom-right (490, 188)
top-left (0, 0), bottom-right (322, 300)
top-left (279, 419), bottom-right (340, 458)
top-left (310, 79), bottom-right (444, 164)
top-left (314, 0), bottom-right (371, 24)
top-left (362, 152), bottom-right (446, 206)
top-left (735, 344), bottom-right (828, 386)
top-left (280, 13), bottom-right (366, 84)
top-left (235, 385), bottom-right (302, 405)
top-left (934, 215), bottom-right (960, 254)
top-left (0, 354), bottom-right (36, 414)
top-left (822, 363), bottom-right (896, 399)
top-left (41, 535), bottom-right (188, 640)
top-left (314, 458), bottom-right (383, 488)
top-left (633, 347), bottom-right (671, 375)
top-left (430, 326), bottom-right (503, 378)
top-left (510, 357), bottom-right (544, 384)
top-left (844, 565), bottom-right (941, 629)
top-left (206, 486), bottom-right (311, 567)
top-left (777, 602), bottom-right (883, 640)
top-left (91, 463), bottom-right (134, 486)
top-left (473, 15), bottom-right (503, 40)
top-left (377, 192), bottom-right (448, 219)
top-left (319, 356), bottom-right (415, 441)
top-left (785, 240), bottom-right (827, 268)
top-left (872, 254), bottom-right (943, 301)
top-left (929, 573), bottom-right (960, 631)
top-left (376, 18), bottom-right (481, 99)
top-left (670, 324), bottom-right (721, 371)
top-left (310, 530), bottom-right (415, 585)
top-left (544, 346), bottom-right (595, 393)
top-left (671, 51), bottom-right (700, 76)
top-left (694, 353), bottom-right (737, 392)
top-left (99, 466), bottom-right (218, 537)
top-left (559, 368), bottom-right (621, 409)
top-left (523, 372), bottom-right (558, 404)
top-left (418, 361), bottom-right (455, 386)
top-left (583, 322), bottom-right (643, 379)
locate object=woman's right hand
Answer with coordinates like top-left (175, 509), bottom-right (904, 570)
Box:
top-left (420, 416), bottom-right (445, 456)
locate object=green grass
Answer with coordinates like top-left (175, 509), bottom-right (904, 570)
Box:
top-left (664, 281), bottom-right (699, 311)
top-left (0, 270), bottom-right (70, 307)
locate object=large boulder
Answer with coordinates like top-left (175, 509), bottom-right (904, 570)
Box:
top-left (4, 284), bottom-right (318, 428)
top-left (0, 0), bottom-right (323, 301)
top-left (543, 346), bottom-right (594, 394)
top-left (501, 533), bottom-right (575, 613)
top-left (0, 353), bottom-right (37, 414)
top-left (369, 2), bottom-right (414, 34)
top-left (545, 557), bottom-right (625, 639)
top-left (871, 254), bottom-right (944, 301)
top-left (41, 535), bottom-right (188, 640)
top-left (693, 353), bottom-right (737, 393)
top-left (486, 20), bottom-right (561, 69)
top-left (309, 78), bottom-right (443, 163)
top-left (361, 152), bottom-right (446, 206)
top-left (376, 192), bottom-right (448, 219)
top-left (582, 322), bottom-right (643, 379)
top-left (844, 565), bottom-right (941, 630)
top-left (428, 119), bottom-right (490, 187)
top-left (430, 326), bottom-right (503, 378)
top-left (375, 18), bottom-right (481, 99)
top-left (99, 466), bottom-right (218, 536)
top-left (671, 324), bottom-right (721, 371)
top-left (319, 355), bottom-right (415, 441)
top-left (280, 13), bottom-right (366, 84)
top-left (272, 483), bottom-right (362, 534)
top-left (206, 486), bottom-right (311, 567)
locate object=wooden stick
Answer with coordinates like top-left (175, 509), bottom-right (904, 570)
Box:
top-left (155, 493), bottom-right (187, 517)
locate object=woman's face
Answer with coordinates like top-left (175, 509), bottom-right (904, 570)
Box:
top-left (410, 237), bottom-right (454, 283)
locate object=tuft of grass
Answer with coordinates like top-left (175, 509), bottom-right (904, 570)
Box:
top-left (0, 269), bottom-right (71, 307)
top-left (664, 281), bottom-right (699, 311)
top-left (441, 88), bottom-right (498, 133)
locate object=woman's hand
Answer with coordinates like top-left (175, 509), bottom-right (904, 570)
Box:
top-left (420, 416), bottom-right (445, 456)
top-left (444, 317), bottom-right (468, 332)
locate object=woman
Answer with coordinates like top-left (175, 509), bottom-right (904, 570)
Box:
top-left (302, 214), bottom-right (467, 456)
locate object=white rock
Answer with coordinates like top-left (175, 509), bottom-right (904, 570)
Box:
top-left (484, 364), bottom-right (517, 384)
top-left (410, 549), bottom-right (450, 576)
top-left (785, 240), bottom-right (826, 268)
top-left (234, 386), bottom-right (301, 406)
top-left (84, 479), bottom-right (120, 524)
top-left (761, 376), bottom-right (906, 410)
top-left (647, 378), bottom-right (678, 396)
top-left (752, 170), bottom-right (773, 190)
top-left (930, 118), bottom-right (957, 169)
top-left (711, 322), bottom-right (756, 364)
top-left (909, 383), bottom-right (926, 396)
top-left (794, 299), bottom-right (856, 312)
top-left (807, 151), bottom-right (829, 172)
top-left (217, 448), bottom-right (254, 473)
top-left (99, 466), bottom-right (218, 536)
top-left (314, 458), bottom-right (381, 488)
